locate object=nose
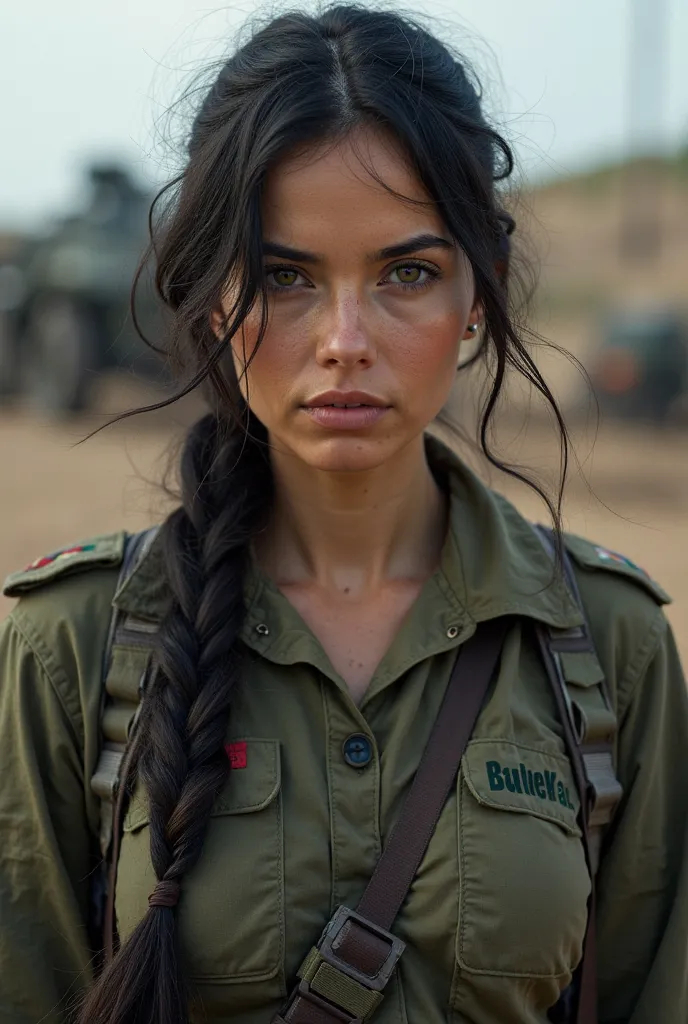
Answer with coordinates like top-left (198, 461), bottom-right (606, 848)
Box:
top-left (315, 290), bottom-right (377, 369)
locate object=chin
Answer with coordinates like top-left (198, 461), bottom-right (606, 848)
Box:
top-left (290, 435), bottom-right (403, 474)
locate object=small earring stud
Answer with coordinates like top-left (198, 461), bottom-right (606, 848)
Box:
top-left (467, 323), bottom-right (478, 334)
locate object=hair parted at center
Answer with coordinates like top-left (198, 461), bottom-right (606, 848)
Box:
top-left (79, 6), bottom-right (569, 1022)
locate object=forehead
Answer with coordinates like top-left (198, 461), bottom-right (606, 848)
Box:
top-left (260, 128), bottom-right (447, 247)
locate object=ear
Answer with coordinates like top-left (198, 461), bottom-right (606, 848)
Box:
top-left (462, 300), bottom-right (484, 340)
top-left (210, 307), bottom-right (225, 339)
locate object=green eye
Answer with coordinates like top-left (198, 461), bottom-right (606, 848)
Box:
top-left (393, 265), bottom-right (422, 284)
top-left (264, 261), bottom-right (440, 293)
top-left (386, 261), bottom-right (441, 291)
top-left (268, 268), bottom-right (300, 288)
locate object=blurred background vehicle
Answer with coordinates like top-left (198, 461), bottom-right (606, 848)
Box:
top-left (589, 306), bottom-right (688, 424)
top-left (0, 163), bottom-right (166, 417)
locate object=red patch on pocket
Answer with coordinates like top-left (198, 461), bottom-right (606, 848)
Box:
top-left (225, 741), bottom-right (247, 769)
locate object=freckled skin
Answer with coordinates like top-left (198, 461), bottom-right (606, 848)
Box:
top-left (222, 126), bottom-right (480, 477)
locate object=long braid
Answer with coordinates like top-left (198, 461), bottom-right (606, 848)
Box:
top-left (79, 410), bottom-right (271, 1024)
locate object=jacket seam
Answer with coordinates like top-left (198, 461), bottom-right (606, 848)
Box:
top-left (563, 556), bottom-right (670, 721)
top-left (615, 607), bottom-right (668, 724)
top-left (7, 611), bottom-right (84, 750)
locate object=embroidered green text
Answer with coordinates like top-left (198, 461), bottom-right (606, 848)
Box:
top-left (485, 759), bottom-right (575, 810)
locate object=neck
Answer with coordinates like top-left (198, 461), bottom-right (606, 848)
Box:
top-left (255, 434), bottom-right (448, 599)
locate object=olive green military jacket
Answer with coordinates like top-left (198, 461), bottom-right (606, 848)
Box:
top-left (1, 440), bottom-right (686, 1024)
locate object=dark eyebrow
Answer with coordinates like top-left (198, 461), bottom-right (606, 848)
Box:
top-left (261, 233), bottom-right (455, 264)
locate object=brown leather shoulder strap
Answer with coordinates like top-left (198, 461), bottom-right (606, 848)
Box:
top-left (357, 615), bottom-right (510, 929)
top-left (274, 617), bottom-right (510, 1024)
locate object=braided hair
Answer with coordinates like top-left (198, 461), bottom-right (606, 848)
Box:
top-left (80, 6), bottom-right (569, 1022)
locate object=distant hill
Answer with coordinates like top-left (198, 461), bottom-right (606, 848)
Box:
top-left (533, 146), bottom-right (688, 199)
top-left (489, 145), bottom-right (688, 409)
top-left (515, 146), bottom-right (688, 319)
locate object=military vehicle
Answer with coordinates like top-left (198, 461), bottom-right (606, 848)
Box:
top-left (0, 164), bottom-right (166, 416)
top-left (588, 305), bottom-right (688, 424)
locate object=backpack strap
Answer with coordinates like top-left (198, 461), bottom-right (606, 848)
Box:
top-left (533, 525), bottom-right (623, 871)
top-left (532, 524), bottom-right (623, 1024)
top-left (89, 527), bottom-right (160, 945)
top-left (91, 526), bottom-right (160, 856)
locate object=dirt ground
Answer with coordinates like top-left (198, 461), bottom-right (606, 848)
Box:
top-left (0, 379), bottom-right (686, 662)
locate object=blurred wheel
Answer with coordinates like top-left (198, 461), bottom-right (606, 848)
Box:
top-left (24, 297), bottom-right (98, 416)
top-left (0, 313), bottom-right (20, 398)
top-left (594, 348), bottom-right (642, 396)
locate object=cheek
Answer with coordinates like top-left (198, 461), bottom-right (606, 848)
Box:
top-left (230, 314), bottom-right (297, 405)
top-left (391, 311), bottom-right (463, 397)
top-left (387, 272), bottom-right (470, 365)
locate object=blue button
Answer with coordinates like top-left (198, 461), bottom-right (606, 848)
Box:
top-left (343, 733), bottom-right (373, 767)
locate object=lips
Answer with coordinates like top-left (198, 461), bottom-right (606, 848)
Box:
top-left (301, 402), bottom-right (390, 431)
top-left (303, 390), bottom-right (389, 409)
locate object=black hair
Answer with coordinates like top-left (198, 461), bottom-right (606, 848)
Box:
top-left (79, 6), bottom-right (568, 1022)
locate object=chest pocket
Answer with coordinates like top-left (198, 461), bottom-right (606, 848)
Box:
top-left (456, 738), bottom-right (591, 980)
top-left (116, 738), bottom-right (286, 999)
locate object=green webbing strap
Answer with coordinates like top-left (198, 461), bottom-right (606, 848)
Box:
top-left (91, 527), bottom-right (159, 856)
top-left (533, 523), bottom-right (623, 870)
top-left (89, 527), bottom-right (159, 951)
top-left (299, 951), bottom-right (384, 1019)
top-left (533, 524), bottom-right (623, 1024)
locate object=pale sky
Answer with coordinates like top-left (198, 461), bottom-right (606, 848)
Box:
top-left (1, 0), bottom-right (687, 229)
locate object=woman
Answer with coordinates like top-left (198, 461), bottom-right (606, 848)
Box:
top-left (0, 6), bottom-right (686, 1024)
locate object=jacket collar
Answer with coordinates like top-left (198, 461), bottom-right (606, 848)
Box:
top-left (113, 434), bottom-right (582, 632)
top-left (426, 435), bottom-right (582, 630)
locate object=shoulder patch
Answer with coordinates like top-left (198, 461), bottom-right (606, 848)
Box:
top-left (3, 532), bottom-right (126, 598)
top-left (562, 532), bottom-right (671, 605)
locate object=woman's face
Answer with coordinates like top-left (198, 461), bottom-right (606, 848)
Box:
top-left (222, 127), bottom-right (480, 474)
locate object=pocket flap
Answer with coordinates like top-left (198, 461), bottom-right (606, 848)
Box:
top-left (123, 738), bottom-right (281, 832)
top-left (462, 739), bottom-right (581, 836)
top-left (214, 738), bottom-right (281, 814)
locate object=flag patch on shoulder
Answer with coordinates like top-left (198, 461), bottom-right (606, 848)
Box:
top-left (23, 544), bottom-right (97, 571)
top-left (560, 531), bottom-right (671, 605)
top-left (594, 546), bottom-right (648, 576)
top-left (3, 532), bottom-right (126, 598)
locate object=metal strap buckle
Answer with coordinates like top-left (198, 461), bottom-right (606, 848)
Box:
top-left (317, 906), bottom-right (405, 991)
top-left (273, 907), bottom-right (406, 1023)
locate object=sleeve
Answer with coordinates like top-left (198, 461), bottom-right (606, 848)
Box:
top-left (597, 611), bottom-right (688, 1023)
top-left (0, 613), bottom-right (99, 1024)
